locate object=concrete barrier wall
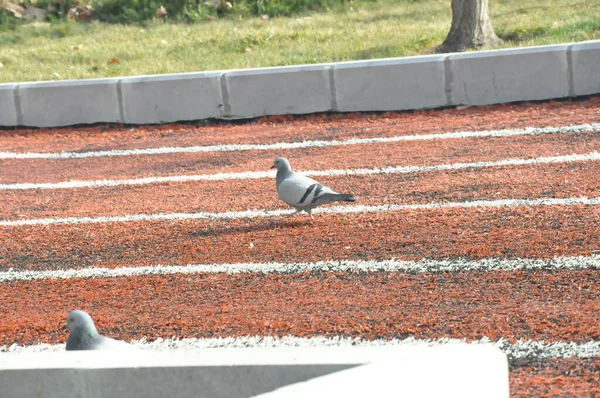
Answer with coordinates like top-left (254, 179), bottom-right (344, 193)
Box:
top-left (120, 71), bottom-right (224, 124)
top-left (1, 40), bottom-right (599, 127)
top-left (17, 79), bottom-right (122, 128)
top-left (448, 45), bottom-right (570, 106)
top-left (571, 41), bottom-right (600, 97)
top-left (256, 345), bottom-right (509, 398)
top-left (0, 84), bottom-right (18, 126)
top-left (0, 345), bottom-right (509, 398)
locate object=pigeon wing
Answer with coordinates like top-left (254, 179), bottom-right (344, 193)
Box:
top-left (277, 173), bottom-right (335, 207)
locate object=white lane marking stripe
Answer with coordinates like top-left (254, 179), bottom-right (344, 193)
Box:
top-left (2, 151), bottom-right (599, 191)
top-left (1, 196), bottom-right (599, 227)
top-left (2, 336), bottom-right (599, 359)
top-left (1, 123), bottom-right (599, 160)
top-left (1, 255), bottom-right (598, 282)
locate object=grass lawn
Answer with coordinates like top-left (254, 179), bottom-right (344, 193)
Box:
top-left (0, 0), bottom-right (599, 83)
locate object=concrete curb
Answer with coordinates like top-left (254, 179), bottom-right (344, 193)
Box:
top-left (0, 345), bottom-right (508, 398)
top-left (1, 40), bottom-right (599, 128)
top-left (256, 345), bottom-right (509, 398)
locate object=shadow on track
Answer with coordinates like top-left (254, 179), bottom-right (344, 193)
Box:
top-left (187, 218), bottom-right (312, 238)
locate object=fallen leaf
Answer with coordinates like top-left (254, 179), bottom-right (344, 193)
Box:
top-left (154, 6), bottom-right (167, 20)
top-left (2, 3), bottom-right (24, 18)
top-left (67, 5), bottom-right (94, 22)
top-left (108, 57), bottom-right (119, 65)
top-left (218, 1), bottom-right (232, 11)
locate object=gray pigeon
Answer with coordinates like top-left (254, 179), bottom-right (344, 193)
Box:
top-left (271, 157), bottom-right (357, 218)
top-left (64, 310), bottom-right (138, 351)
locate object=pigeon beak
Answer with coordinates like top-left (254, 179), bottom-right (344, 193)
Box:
top-left (270, 164), bottom-right (276, 169)
top-left (62, 323), bottom-right (69, 331)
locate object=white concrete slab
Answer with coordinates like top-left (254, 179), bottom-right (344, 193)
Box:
top-left (0, 345), bottom-right (508, 398)
top-left (121, 72), bottom-right (224, 124)
top-left (0, 84), bottom-right (18, 126)
top-left (450, 44), bottom-right (570, 105)
top-left (255, 345), bottom-right (509, 398)
top-left (0, 346), bottom-right (404, 369)
top-left (334, 55), bottom-right (447, 112)
top-left (18, 78), bottom-right (121, 127)
top-left (225, 64), bottom-right (332, 118)
top-left (571, 40), bottom-right (600, 97)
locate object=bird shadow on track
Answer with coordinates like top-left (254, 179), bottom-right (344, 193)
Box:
top-left (187, 217), bottom-right (313, 238)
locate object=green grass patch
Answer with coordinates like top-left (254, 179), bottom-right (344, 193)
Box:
top-left (1, 0), bottom-right (599, 83)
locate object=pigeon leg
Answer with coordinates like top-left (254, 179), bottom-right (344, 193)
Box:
top-left (286, 209), bottom-right (302, 217)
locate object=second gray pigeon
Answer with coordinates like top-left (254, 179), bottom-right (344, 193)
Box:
top-left (271, 157), bottom-right (357, 218)
top-left (64, 310), bottom-right (138, 351)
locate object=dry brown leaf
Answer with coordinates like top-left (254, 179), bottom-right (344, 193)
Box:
top-left (108, 57), bottom-right (119, 65)
top-left (154, 5), bottom-right (167, 20)
top-left (217, 1), bottom-right (232, 11)
top-left (67, 4), bottom-right (94, 23)
top-left (2, 2), bottom-right (25, 18)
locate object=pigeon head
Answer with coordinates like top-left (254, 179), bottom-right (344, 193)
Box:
top-left (65, 310), bottom-right (99, 335)
top-left (271, 157), bottom-right (292, 171)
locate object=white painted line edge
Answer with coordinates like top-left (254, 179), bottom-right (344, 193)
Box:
top-left (1, 254), bottom-right (599, 282)
top-left (2, 336), bottom-right (598, 360)
top-left (0, 123), bottom-right (598, 159)
top-left (1, 150), bottom-right (599, 190)
top-left (1, 195), bottom-right (599, 227)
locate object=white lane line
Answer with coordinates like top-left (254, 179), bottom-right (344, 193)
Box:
top-left (1, 123), bottom-right (598, 160)
top-left (1, 196), bottom-right (599, 227)
top-left (1, 255), bottom-right (598, 282)
top-left (1, 150), bottom-right (599, 191)
top-left (2, 336), bottom-right (599, 359)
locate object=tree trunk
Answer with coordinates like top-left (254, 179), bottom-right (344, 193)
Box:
top-left (436, 0), bottom-right (502, 53)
